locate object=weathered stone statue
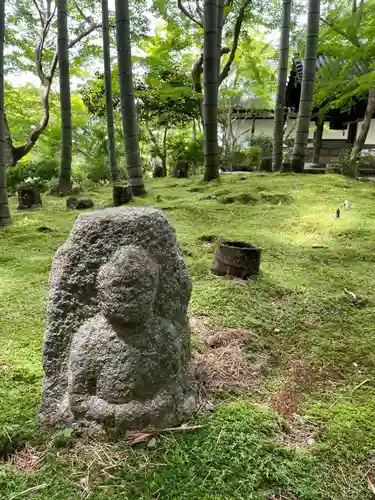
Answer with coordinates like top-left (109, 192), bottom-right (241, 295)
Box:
top-left (38, 207), bottom-right (195, 435)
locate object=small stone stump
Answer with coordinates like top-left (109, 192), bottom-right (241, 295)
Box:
top-left (260, 157), bottom-right (272, 172)
top-left (152, 162), bottom-right (165, 178)
top-left (112, 186), bottom-right (132, 207)
top-left (172, 160), bottom-right (189, 178)
top-left (66, 198), bottom-right (94, 210)
top-left (281, 161), bottom-right (292, 173)
top-left (304, 163), bottom-right (326, 174)
top-left (17, 187), bottom-right (42, 210)
top-left (38, 207), bottom-right (195, 435)
top-left (326, 163), bottom-right (342, 174)
top-left (211, 241), bottom-right (261, 279)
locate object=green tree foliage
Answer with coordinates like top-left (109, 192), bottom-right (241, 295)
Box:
top-left (152, 0), bottom-right (285, 91)
top-left (316, 0), bottom-right (375, 169)
top-left (2, 0), bottom-right (309, 188)
top-left (136, 66), bottom-right (199, 127)
top-left (81, 26), bottom-right (200, 173)
top-left (82, 28), bottom-right (200, 125)
top-left (218, 35), bottom-right (276, 167)
top-left (73, 116), bottom-right (125, 183)
top-left (5, 85), bottom-right (90, 190)
top-left (4, 0), bottom-right (102, 168)
top-left (136, 36), bottom-right (200, 172)
top-left (315, 0), bottom-right (373, 113)
top-left (152, 0), bottom-right (283, 180)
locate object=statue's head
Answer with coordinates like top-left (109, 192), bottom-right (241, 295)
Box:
top-left (97, 246), bottom-right (159, 326)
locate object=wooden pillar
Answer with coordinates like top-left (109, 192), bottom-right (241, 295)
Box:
top-left (312, 117), bottom-right (324, 164)
top-left (347, 122), bottom-right (358, 145)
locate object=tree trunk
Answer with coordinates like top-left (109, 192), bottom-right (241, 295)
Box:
top-left (3, 116), bottom-right (14, 167)
top-left (282, 108), bottom-right (289, 136)
top-left (189, 0), bottom-right (247, 122)
top-left (349, 88), bottom-right (375, 171)
top-left (113, 185), bottom-right (132, 206)
top-left (291, 0), bottom-right (321, 173)
top-left (0, 0), bottom-right (10, 227)
top-left (115, 0), bottom-right (146, 196)
top-left (249, 116), bottom-right (256, 145)
top-left (284, 120), bottom-right (296, 142)
top-left (218, 0), bottom-right (248, 85)
top-left (17, 187), bottom-right (42, 210)
top-left (57, 0), bottom-right (72, 194)
top-left (162, 125), bottom-right (168, 176)
top-left (145, 122), bottom-right (166, 176)
top-left (172, 160), bottom-right (189, 178)
top-left (272, 0), bottom-right (292, 172)
top-left (312, 116), bottom-right (324, 164)
top-left (217, 0), bottom-right (225, 86)
top-left (192, 54), bottom-right (204, 122)
top-left (102, 0), bottom-right (120, 184)
top-left (203, 0), bottom-right (219, 182)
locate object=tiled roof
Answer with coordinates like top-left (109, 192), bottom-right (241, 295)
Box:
top-left (292, 54), bottom-right (366, 83)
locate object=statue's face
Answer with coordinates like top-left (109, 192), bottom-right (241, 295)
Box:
top-left (97, 246), bottom-right (159, 326)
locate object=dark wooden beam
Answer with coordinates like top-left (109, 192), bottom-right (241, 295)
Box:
top-left (347, 122), bottom-right (358, 144)
top-left (312, 117), bottom-right (324, 164)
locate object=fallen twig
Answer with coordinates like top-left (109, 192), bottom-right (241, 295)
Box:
top-left (343, 288), bottom-right (367, 307)
top-left (160, 425), bottom-right (205, 434)
top-left (329, 379), bottom-right (370, 409)
top-left (10, 483), bottom-right (50, 499)
top-left (127, 425), bottom-right (205, 445)
top-left (350, 379), bottom-right (370, 394)
top-left (344, 288), bottom-right (357, 301)
top-left (367, 471), bottom-right (375, 496)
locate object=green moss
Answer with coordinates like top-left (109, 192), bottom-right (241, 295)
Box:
top-left (1, 174), bottom-right (375, 498)
top-left (261, 192), bottom-right (293, 204)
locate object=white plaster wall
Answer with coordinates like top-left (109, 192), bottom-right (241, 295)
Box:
top-left (360, 119), bottom-right (375, 144)
top-left (235, 118), bottom-right (375, 145)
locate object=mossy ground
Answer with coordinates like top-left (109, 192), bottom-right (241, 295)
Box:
top-left (1, 173), bottom-right (375, 499)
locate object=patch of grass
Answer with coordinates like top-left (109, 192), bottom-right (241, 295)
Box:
top-left (261, 192), bottom-right (293, 204)
top-left (197, 234), bottom-right (217, 243)
top-left (190, 332), bottom-right (207, 354)
top-left (0, 427), bottom-right (34, 460)
top-left (1, 174), bottom-right (375, 498)
top-left (218, 191), bottom-right (258, 204)
top-left (237, 192), bottom-right (258, 204)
